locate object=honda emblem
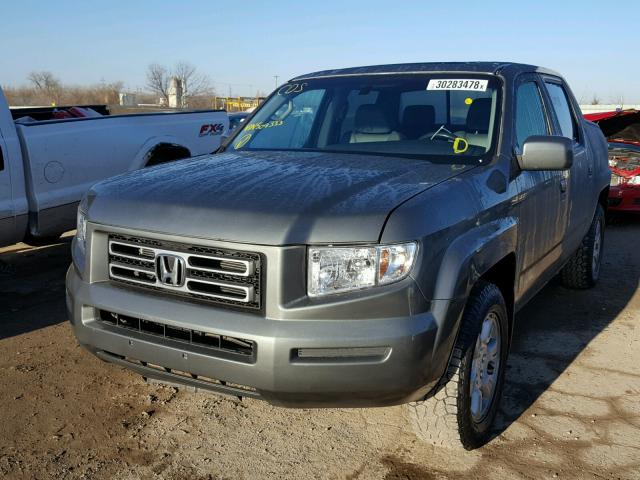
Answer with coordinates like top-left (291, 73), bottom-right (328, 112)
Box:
top-left (156, 254), bottom-right (186, 287)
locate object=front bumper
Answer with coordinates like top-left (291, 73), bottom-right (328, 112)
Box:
top-left (66, 222), bottom-right (466, 407)
top-left (66, 263), bottom-right (464, 407)
top-left (609, 185), bottom-right (640, 212)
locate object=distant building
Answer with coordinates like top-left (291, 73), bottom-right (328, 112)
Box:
top-left (168, 77), bottom-right (183, 108)
top-left (118, 92), bottom-right (137, 106)
top-left (214, 96), bottom-right (265, 112)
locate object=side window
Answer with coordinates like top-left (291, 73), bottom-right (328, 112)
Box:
top-left (515, 81), bottom-right (548, 152)
top-left (544, 82), bottom-right (577, 141)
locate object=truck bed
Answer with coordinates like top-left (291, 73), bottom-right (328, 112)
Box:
top-left (15, 108), bottom-right (228, 238)
top-left (10, 104), bottom-right (111, 121)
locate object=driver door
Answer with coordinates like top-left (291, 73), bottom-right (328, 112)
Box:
top-left (514, 75), bottom-right (569, 296)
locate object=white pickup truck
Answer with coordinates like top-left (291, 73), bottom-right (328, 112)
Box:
top-left (0, 87), bottom-right (228, 247)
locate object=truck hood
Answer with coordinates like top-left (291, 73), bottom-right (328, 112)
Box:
top-left (87, 150), bottom-right (473, 245)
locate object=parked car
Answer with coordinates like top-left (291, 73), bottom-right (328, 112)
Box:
top-left (584, 110), bottom-right (640, 213)
top-left (0, 87), bottom-right (228, 247)
top-left (67, 62), bottom-right (610, 450)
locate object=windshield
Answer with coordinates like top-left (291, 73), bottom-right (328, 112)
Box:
top-left (229, 74), bottom-right (501, 163)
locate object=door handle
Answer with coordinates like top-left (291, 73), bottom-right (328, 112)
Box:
top-left (560, 178), bottom-right (567, 193)
top-left (588, 166), bottom-right (593, 177)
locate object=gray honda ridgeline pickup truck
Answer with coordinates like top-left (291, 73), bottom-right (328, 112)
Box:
top-left (67, 62), bottom-right (609, 449)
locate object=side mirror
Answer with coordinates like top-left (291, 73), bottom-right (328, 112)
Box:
top-left (518, 136), bottom-right (573, 171)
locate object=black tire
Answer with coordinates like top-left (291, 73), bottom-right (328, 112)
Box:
top-left (405, 281), bottom-right (509, 450)
top-left (561, 204), bottom-right (605, 289)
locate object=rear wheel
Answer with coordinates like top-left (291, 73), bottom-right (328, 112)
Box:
top-left (405, 281), bottom-right (508, 450)
top-left (561, 204), bottom-right (605, 289)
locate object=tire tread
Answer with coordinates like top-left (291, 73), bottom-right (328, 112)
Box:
top-left (561, 204), bottom-right (605, 289)
top-left (406, 281), bottom-right (505, 450)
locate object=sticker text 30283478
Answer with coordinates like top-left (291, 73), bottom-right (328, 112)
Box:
top-left (427, 79), bottom-right (488, 92)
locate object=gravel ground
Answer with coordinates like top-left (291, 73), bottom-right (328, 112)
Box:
top-left (0, 223), bottom-right (639, 480)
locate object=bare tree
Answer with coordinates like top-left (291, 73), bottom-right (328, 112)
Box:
top-left (27, 71), bottom-right (59, 90)
top-left (146, 63), bottom-right (171, 105)
top-left (590, 94), bottom-right (601, 106)
top-left (146, 62), bottom-right (213, 107)
top-left (27, 71), bottom-right (62, 104)
top-left (173, 61), bottom-right (213, 107)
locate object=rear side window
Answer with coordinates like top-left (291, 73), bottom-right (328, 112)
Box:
top-left (545, 82), bottom-right (577, 141)
top-left (515, 82), bottom-right (548, 151)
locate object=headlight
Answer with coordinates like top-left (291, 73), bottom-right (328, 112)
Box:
top-left (308, 243), bottom-right (417, 297)
top-left (76, 208), bottom-right (87, 253)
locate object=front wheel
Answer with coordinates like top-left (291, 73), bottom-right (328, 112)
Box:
top-left (405, 281), bottom-right (509, 450)
top-left (561, 204), bottom-right (605, 289)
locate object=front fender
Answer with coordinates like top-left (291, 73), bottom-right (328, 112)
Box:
top-left (412, 217), bottom-right (518, 383)
top-left (431, 217), bottom-right (518, 301)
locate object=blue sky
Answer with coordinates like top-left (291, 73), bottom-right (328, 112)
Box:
top-left (0, 0), bottom-right (637, 102)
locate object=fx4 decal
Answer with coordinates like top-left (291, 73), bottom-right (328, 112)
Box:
top-left (199, 123), bottom-right (225, 136)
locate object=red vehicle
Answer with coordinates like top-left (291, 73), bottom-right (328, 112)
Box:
top-left (584, 110), bottom-right (640, 213)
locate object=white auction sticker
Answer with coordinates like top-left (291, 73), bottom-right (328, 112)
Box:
top-left (427, 79), bottom-right (488, 91)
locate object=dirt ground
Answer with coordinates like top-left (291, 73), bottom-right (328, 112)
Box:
top-left (0, 222), bottom-right (639, 480)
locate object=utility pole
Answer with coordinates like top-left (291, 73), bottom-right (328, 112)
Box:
top-left (274, 75), bottom-right (280, 89)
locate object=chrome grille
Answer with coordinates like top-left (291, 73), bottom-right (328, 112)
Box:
top-left (108, 234), bottom-right (263, 310)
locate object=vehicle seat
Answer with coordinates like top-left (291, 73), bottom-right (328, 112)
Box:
top-left (350, 104), bottom-right (403, 143)
top-left (402, 105), bottom-right (436, 139)
top-left (456, 98), bottom-right (492, 149)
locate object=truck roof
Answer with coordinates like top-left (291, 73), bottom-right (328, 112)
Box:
top-left (291, 61), bottom-right (561, 81)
